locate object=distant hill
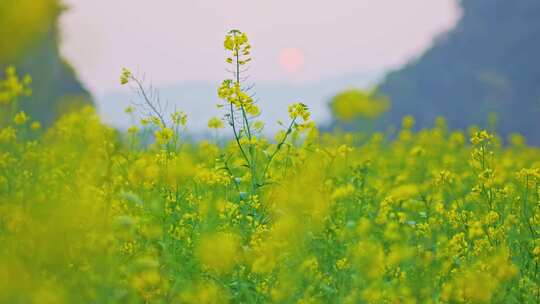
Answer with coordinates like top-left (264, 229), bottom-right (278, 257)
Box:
top-left (0, 1), bottom-right (91, 126)
top-left (378, 0), bottom-right (540, 144)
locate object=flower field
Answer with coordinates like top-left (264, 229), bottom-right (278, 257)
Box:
top-left (1, 31), bottom-right (540, 303)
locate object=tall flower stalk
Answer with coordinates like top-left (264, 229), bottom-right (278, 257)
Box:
top-left (217, 30), bottom-right (312, 194)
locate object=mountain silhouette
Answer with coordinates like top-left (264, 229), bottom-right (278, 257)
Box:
top-left (378, 0), bottom-right (540, 144)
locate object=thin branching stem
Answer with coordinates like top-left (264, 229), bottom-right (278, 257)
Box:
top-left (131, 76), bottom-right (168, 128)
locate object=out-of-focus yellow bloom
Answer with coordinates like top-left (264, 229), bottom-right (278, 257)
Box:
top-left (0, 67), bottom-right (32, 105)
top-left (509, 133), bottom-right (525, 147)
top-left (127, 125), bottom-right (139, 134)
top-left (120, 68), bottom-right (132, 85)
top-left (331, 89), bottom-right (390, 121)
top-left (30, 121), bottom-right (41, 130)
top-left (13, 111), bottom-right (29, 125)
top-left (402, 115), bottom-right (415, 129)
top-left (178, 281), bottom-right (227, 304)
top-left (154, 127), bottom-right (174, 145)
top-left (124, 105), bottom-right (135, 114)
top-left (207, 117), bottom-right (224, 129)
top-left (0, 126), bottom-right (16, 142)
top-left (171, 111), bottom-right (187, 126)
top-left (197, 231), bottom-right (240, 273)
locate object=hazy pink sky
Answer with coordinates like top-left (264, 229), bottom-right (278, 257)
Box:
top-left (60, 0), bottom-right (461, 96)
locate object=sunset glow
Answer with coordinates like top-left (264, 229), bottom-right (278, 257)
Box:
top-left (279, 47), bottom-right (305, 74)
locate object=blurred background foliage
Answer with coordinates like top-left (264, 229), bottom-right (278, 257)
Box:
top-left (330, 89), bottom-right (389, 123)
top-left (0, 0), bottom-right (90, 127)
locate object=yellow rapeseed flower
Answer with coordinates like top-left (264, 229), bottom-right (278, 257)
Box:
top-left (208, 117), bottom-right (224, 129)
top-left (14, 111), bottom-right (29, 125)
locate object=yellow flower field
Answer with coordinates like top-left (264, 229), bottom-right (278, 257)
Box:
top-left (1, 31), bottom-right (540, 303)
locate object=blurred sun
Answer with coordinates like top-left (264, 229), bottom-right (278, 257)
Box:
top-left (279, 47), bottom-right (305, 74)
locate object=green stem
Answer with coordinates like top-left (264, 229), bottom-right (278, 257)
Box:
top-left (229, 101), bottom-right (250, 168)
top-left (259, 118), bottom-right (297, 187)
top-left (233, 34), bottom-right (256, 192)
